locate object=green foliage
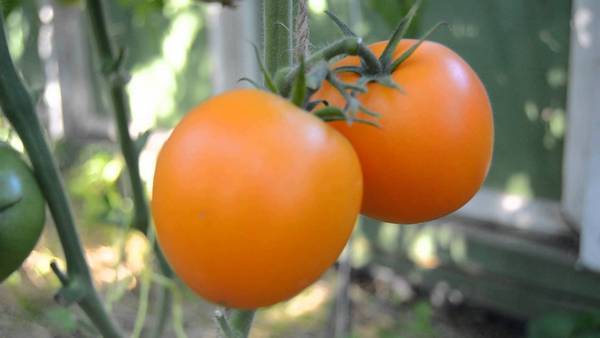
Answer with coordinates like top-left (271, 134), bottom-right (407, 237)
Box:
top-left (365, 0), bottom-right (422, 38)
top-left (0, 0), bottom-right (20, 17)
top-left (193, 0), bottom-right (237, 6)
top-left (67, 147), bottom-right (129, 227)
top-left (103, 0), bottom-right (212, 128)
top-left (528, 312), bottom-right (600, 338)
top-left (375, 301), bottom-right (436, 338)
top-left (44, 306), bottom-right (79, 334)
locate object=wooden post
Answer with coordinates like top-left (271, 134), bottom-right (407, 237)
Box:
top-left (51, 0), bottom-right (111, 145)
top-left (563, 0), bottom-right (600, 271)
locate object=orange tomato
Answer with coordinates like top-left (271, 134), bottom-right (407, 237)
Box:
top-left (152, 89), bottom-right (362, 309)
top-left (315, 40), bottom-right (494, 224)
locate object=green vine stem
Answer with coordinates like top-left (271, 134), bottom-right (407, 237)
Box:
top-left (276, 37), bottom-right (380, 96)
top-left (228, 310), bottom-right (256, 337)
top-left (85, 0), bottom-right (148, 235)
top-left (85, 0), bottom-right (174, 336)
top-left (0, 14), bottom-right (123, 338)
top-left (263, 0), bottom-right (293, 76)
top-left (216, 309), bottom-right (255, 338)
top-left (149, 246), bottom-right (175, 338)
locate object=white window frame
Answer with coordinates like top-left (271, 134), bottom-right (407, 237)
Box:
top-left (562, 0), bottom-right (600, 271)
top-left (457, 0), bottom-right (600, 272)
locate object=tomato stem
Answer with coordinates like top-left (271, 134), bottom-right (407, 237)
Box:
top-left (0, 14), bottom-right (124, 338)
top-left (228, 310), bottom-right (256, 337)
top-left (216, 309), bottom-right (255, 338)
top-left (264, 0), bottom-right (294, 76)
top-left (86, 0), bottom-right (149, 235)
top-left (277, 37), bottom-right (381, 95)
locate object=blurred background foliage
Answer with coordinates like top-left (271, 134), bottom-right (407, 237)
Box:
top-left (1, 0), bottom-right (569, 200)
top-left (0, 0), bottom-right (582, 337)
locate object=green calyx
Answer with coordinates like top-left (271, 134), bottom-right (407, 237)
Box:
top-left (246, 0), bottom-right (446, 126)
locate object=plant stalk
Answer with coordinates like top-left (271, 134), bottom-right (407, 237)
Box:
top-left (0, 13), bottom-right (123, 338)
top-left (263, 0), bottom-right (293, 76)
top-left (277, 37), bottom-right (380, 95)
top-left (85, 0), bottom-right (149, 234)
top-left (229, 310), bottom-right (255, 337)
top-left (85, 1), bottom-right (174, 336)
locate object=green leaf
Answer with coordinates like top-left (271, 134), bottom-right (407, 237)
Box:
top-left (45, 306), bottom-right (78, 333)
top-left (527, 311), bottom-right (600, 338)
top-left (289, 56), bottom-right (307, 108)
top-left (0, 0), bottom-right (20, 17)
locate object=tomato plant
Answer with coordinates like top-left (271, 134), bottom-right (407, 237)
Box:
top-left (151, 89), bottom-right (363, 309)
top-left (315, 40), bottom-right (494, 224)
top-left (1, 0), bottom-right (497, 335)
top-left (0, 141), bottom-right (45, 282)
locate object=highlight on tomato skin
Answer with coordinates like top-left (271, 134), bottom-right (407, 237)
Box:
top-left (151, 88), bottom-right (363, 309)
top-left (314, 39), bottom-right (494, 224)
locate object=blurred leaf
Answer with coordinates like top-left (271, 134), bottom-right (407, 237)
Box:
top-left (1, 0), bottom-right (20, 17)
top-left (56, 0), bottom-right (81, 5)
top-left (528, 312), bottom-right (600, 338)
top-left (67, 147), bottom-right (128, 227)
top-left (412, 301), bottom-right (434, 334)
top-left (44, 306), bottom-right (78, 333)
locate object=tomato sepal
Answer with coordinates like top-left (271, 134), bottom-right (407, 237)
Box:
top-left (324, 10), bottom-right (358, 38)
top-left (251, 43), bottom-right (280, 94)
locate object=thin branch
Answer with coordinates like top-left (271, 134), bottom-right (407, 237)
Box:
top-left (85, 2), bottom-right (174, 337)
top-left (0, 13), bottom-right (124, 338)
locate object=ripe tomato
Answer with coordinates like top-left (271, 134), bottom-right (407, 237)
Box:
top-left (152, 89), bottom-right (362, 309)
top-left (0, 141), bottom-right (45, 282)
top-left (315, 40), bottom-right (494, 224)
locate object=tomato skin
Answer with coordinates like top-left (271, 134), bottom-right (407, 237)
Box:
top-left (151, 89), bottom-right (362, 309)
top-left (315, 40), bottom-right (494, 224)
top-left (0, 142), bottom-right (45, 282)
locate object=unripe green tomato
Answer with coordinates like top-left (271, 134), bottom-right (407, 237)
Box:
top-left (0, 141), bottom-right (45, 282)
